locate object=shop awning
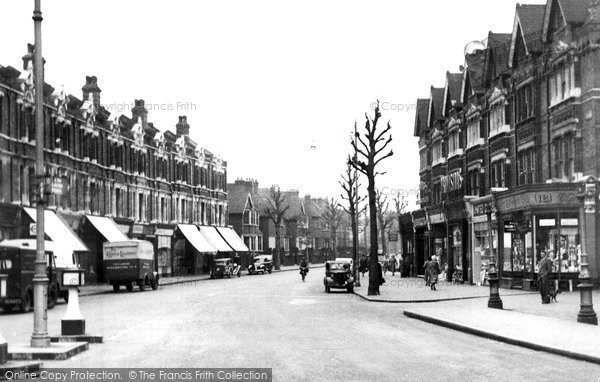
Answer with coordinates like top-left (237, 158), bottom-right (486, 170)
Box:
top-left (86, 215), bottom-right (129, 242)
top-left (23, 207), bottom-right (89, 268)
top-left (177, 224), bottom-right (217, 253)
top-left (198, 226), bottom-right (234, 252)
top-left (216, 227), bottom-right (249, 252)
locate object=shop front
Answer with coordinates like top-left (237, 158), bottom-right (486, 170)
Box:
top-left (410, 210), bottom-right (428, 276)
top-left (428, 209), bottom-right (447, 278)
top-left (154, 224), bottom-right (175, 277)
top-left (444, 200), bottom-right (469, 283)
top-left (496, 184), bottom-right (582, 290)
top-left (465, 195), bottom-right (497, 286)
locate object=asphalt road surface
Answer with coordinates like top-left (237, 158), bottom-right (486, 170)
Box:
top-left (2, 270), bottom-right (600, 381)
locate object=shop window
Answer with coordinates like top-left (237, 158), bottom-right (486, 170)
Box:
top-left (472, 225), bottom-right (497, 285)
top-left (535, 216), bottom-right (580, 273)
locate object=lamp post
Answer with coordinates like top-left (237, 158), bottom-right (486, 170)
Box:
top-left (1, 274), bottom-right (8, 364)
top-left (31, 0), bottom-right (50, 348)
top-left (577, 177), bottom-right (598, 325)
top-left (487, 203), bottom-right (503, 309)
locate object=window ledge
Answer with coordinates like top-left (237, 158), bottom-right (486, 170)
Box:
top-left (489, 125), bottom-right (511, 139)
top-left (466, 138), bottom-right (485, 150)
top-left (448, 149), bottom-right (464, 160)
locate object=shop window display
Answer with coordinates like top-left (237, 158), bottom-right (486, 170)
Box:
top-left (535, 217), bottom-right (579, 273)
top-left (473, 225), bottom-right (497, 285)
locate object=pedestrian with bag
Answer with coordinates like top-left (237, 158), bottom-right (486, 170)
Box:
top-left (423, 256), bottom-right (431, 286)
top-left (428, 255), bottom-right (441, 291)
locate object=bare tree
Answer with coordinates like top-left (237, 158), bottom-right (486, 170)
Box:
top-left (339, 159), bottom-right (366, 282)
top-left (394, 194), bottom-right (409, 274)
top-left (349, 101), bottom-right (394, 295)
top-left (376, 189), bottom-right (395, 257)
top-left (263, 186), bottom-right (289, 270)
top-left (322, 198), bottom-right (343, 258)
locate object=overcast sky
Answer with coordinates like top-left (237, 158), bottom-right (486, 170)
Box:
top-left (1, 0), bottom-right (546, 209)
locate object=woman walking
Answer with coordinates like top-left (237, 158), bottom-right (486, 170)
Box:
top-left (428, 255), bottom-right (441, 291)
top-left (423, 256), bottom-right (431, 286)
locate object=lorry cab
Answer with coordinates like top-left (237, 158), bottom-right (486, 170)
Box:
top-left (0, 239), bottom-right (67, 313)
top-left (103, 240), bottom-right (159, 292)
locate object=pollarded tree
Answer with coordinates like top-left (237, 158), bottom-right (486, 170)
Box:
top-left (376, 189), bottom-right (395, 257)
top-left (322, 198), bottom-right (343, 257)
top-left (264, 186), bottom-right (289, 270)
top-left (339, 158), bottom-right (366, 276)
top-left (349, 101), bottom-right (394, 295)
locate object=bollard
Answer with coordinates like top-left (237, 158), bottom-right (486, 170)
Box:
top-left (61, 270), bottom-right (85, 336)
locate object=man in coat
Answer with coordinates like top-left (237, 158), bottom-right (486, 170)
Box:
top-left (538, 251), bottom-right (553, 304)
top-left (423, 257), bottom-right (431, 286)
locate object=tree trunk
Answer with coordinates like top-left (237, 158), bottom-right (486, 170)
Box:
top-left (350, 206), bottom-right (359, 286)
top-left (274, 226), bottom-right (281, 270)
top-left (368, 174), bottom-right (379, 295)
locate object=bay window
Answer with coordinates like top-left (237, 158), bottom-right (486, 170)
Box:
top-left (466, 120), bottom-right (483, 149)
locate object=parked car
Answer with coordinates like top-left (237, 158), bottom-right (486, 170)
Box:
top-left (324, 259), bottom-right (355, 293)
top-left (247, 255), bottom-right (273, 275)
top-left (103, 240), bottom-right (159, 292)
top-left (210, 258), bottom-right (241, 279)
top-left (0, 239), bottom-right (69, 312)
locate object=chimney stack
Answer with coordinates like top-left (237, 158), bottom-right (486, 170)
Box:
top-left (132, 99), bottom-right (148, 127)
top-left (176, 116), bottom-right (190, 136)
top-left (82, 75), bottom-right (101, 110)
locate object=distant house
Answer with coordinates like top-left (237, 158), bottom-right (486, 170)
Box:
top-left (227, 179), bottom-right (263, 253)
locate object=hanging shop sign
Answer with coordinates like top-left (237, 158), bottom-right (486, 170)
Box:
top-left (441, 171), bottom-right (463, 194)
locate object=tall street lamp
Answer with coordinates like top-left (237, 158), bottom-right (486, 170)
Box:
top-left (31, 0), bottom-right (50, 348)
top-left (577, 177), bottom-right (598, 325)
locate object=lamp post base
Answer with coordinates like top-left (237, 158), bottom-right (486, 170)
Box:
top-left (577, 280), bottom-right (598, 325)
top-left (488, 296), bottom-right (503, 310)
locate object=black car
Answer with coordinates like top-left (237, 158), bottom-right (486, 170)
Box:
top-left (210, 258), bottom-right (241, 279)
top-left (248, 255), bottom-right (273, 275)
top-left (324, 260), bottom-right (354, 293)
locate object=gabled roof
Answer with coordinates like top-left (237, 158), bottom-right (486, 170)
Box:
top-left (542, 0), bottom-right (589, 42)
top-left (509, 4), bottom-right (545, 68)
top-left (483, 32), bottom-right (511, 86)
top-left (461, 50), bottom-right (486, 102)
top-left (442, 72), bottom-right (463, 117)
top-left (413, 98), bottom-right (430, 137)
top-left (282, 190), bottom-right (304, 219)
top-left (427, 87), bottom-right (445, 128)
top-left (227, 186), bottom-right (252, 214)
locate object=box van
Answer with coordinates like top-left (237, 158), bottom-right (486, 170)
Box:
top-left (103, 240), bottom-right (159, 292)
top-left (0, 239), bottom-right (73, 313)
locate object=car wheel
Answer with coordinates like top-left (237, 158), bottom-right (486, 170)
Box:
top-left (139, 279), bottom-right (146, 292)
top-left (151, 278), bottom-right (159, 291)
top-left (325, 286), bottom-right (330, 293)
top-left (210, 273), bottom-right (214, 279)
top-left (126, 282), bottom-right (134, 292)
top-left (248, 270), bottom-right (253, 275)
top-left (62, 291), bottom-right (69, 303)
top-left (112, 284), bottom-right (120, 293)
top-left (347, 286), bottom-right (354, 293)
top-left (268, 269), bottom-right (272, 274)
top-left (20, 292), bottom-right (32, 313)
top-left (237, 271), bottom-right (241, 278)
top-left (47, 286), bottom-right (58, 309)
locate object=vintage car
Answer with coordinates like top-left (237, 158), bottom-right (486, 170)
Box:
top-left (247, 255), bottom-right (273, 275)
top-left (324, 260), bottom-right (355, 293)
top-left (210, 258), bottom-right (241, 279)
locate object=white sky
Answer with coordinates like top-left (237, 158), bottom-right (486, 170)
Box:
top-left (0, 0), bottom-right (546, 209)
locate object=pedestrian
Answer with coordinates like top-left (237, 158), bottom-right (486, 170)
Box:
top-left (360, 255), bottom-right (368, 277)
top-left (423, 256), bottom-right (431, 286)
top-left (389, 255), bottom-right (397, 276)
top-left (377, 261), bottom-right (385, 291)
top-left (538, 250), bottom-right (553, 304)
top-left (428, 255), bottom-right (441, 291)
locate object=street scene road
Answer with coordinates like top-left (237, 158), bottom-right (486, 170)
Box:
top-left (2, 271), bottom-right (600, 381)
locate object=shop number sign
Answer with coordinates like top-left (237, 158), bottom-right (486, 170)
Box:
top-left (534, 193), bottom-right (552, 204)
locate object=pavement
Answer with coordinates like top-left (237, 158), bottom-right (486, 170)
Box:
top-left (353, 273), bottom-right (535, 302)
top-left (79, 263), bottom-right (324, 297)
top-left (354, 273), bottom-right (600, 365)
top-left (3, 267), bottom-right (600, 381)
